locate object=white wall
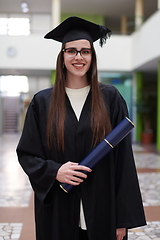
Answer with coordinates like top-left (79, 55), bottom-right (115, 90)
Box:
top-left (131, 10), bottom-right (160, 70)
top-left (0, 10), bottom-right (160, 73)
top-left (0, 12), bottom-right (132, 72)
top-left (95, 35), bottom-right (132, 71)
top-left (0, 35), bottom-right (132, 72)
top-left (0, 35), bottom-right (60, 70)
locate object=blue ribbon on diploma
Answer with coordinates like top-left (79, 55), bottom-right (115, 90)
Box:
top-left (60, 117), bottom-right (135, 193)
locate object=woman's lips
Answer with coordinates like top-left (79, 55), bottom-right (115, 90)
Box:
top-left (72, 64), bottom-right (85, 69)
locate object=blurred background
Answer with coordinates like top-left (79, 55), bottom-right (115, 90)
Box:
top-left (0, 1), bottom-right (160, 239)
top-left (0, 0), bottom-right (160, 148)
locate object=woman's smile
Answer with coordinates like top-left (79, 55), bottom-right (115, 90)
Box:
top-left (72, 63), bottom-right (85, 69)
top-left (64, 39), bottom-right (92, 81)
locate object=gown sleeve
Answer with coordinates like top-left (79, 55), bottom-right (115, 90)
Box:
top-left (16, 92), bottom-right (62, 205)
top-left (110, 88), bottom-right (146, 229)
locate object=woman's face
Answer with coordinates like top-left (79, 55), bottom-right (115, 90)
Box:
top-left (63, 39), bottom-right (92, 79)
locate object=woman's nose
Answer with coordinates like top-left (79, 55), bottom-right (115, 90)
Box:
top-left (75, 52), bottom-right (83, 59)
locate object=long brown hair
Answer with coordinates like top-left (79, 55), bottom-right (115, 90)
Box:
top-left (46, 43), bottom-right (112, 151)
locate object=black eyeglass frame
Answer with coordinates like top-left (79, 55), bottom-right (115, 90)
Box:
top-left (63, 47), bottom-right (93, 57)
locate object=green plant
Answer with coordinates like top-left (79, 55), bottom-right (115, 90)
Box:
top-left (136, 93), bottom-right (153, 133)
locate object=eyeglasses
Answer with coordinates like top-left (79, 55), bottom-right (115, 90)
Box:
top-left (63, 48), bottom-right (93, 58)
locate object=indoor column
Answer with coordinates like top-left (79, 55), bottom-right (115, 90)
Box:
top-left (51, 0), bottom-right (61, 28)
top-left (121, 15), bottom-right (127, 35)
top-left (135, 0), bottom-right (144, 29)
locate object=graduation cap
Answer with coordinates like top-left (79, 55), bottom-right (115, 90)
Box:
top-left (44, 16), bottom-right (111, 47)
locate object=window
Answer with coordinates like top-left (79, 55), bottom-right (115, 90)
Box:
top-left (0, 76), bottom-right (29, 96)
top-left (0, 18), bottom-right (8, 35)
top-left (0, 17), bottom-right (30, 36)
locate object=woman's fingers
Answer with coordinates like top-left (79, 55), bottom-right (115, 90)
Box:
top-left (56, 161), bottom-right (92, 185)
top-left (73, 164), bottom-right (92, 173)
top-left (116, 228), bottom-right (126, 240)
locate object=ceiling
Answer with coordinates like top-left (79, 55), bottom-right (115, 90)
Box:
top-left (0, 0), bottom-right (158, 75)
top-left (0, 0), bottom-right (157, 20)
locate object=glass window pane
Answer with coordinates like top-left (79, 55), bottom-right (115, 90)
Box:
top-left (0, 76), bottom-right (29, 96)
top-left (8, 18), bottom-right (30, 36)
top-left (0, 18), bottom-right (8, 35)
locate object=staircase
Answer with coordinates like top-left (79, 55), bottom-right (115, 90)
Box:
top-left (3, 96), bottom-right (19, 133)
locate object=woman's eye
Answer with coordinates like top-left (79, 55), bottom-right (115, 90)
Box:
top-left (67, 49), bottom-right (76, 54)
top-left (82, 50), bottom-right (90, 54)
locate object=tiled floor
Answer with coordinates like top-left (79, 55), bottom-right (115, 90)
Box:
top-left (0, 134), bottom-right (160, 240)
top-left (0, 223), bottom-right (23, 240)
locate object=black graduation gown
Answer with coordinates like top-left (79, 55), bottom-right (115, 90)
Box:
top-left (16, 84), bottom-right (146, 240)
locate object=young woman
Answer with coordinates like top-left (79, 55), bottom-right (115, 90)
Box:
top-left (17, 16), bottom-right (146, 240)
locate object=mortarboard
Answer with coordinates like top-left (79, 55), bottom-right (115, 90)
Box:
top-left (44, 16), bottom-right (111, 47)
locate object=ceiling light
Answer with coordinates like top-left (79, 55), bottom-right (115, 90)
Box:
top-left (21, 2), bottom-right (29, 13)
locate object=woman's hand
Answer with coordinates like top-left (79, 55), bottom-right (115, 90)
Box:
top-left (56, 161), bottom-right (92, 185)
top-left (116, 228), bottom-right (126, 240)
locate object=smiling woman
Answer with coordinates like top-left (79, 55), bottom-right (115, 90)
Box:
top-left (63, 39), bottom-right (92, 88)
top-left (17, 16), bottom-right (146, 240)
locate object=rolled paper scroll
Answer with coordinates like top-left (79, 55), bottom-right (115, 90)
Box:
top-left (60, 117), bottom-right (135, 193)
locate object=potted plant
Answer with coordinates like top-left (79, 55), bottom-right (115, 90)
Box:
top-left (136, 92), bottom-right (154, 144)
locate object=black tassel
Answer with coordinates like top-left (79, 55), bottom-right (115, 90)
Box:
top-left (99, 25), bottom-right (112, 47)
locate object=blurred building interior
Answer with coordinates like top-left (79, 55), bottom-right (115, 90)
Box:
top-left (0, 0), bottom-right (160, 239)
top-left (0, 0), bottom-right (160, 148)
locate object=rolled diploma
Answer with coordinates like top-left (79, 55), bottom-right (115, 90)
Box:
top-left (60, 117), bottom-right (135, 193)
